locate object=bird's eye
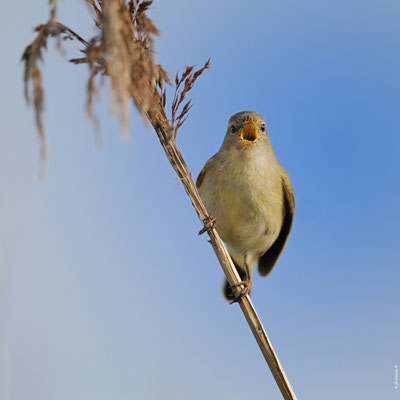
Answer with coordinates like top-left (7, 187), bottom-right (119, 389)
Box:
top-left (260, 123), bottom-right (266, 132)
top-left (230, 125), bottom-right (237, 134)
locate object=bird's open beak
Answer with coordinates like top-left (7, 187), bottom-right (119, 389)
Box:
top-left (240, 119), bottom-right (258, 142)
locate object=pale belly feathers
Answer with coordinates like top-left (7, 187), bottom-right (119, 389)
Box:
top-left (199, 145), bottom-right (284, 268)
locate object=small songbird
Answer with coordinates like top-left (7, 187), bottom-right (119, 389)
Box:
top-left (196, 111), bottom-right (295, 302)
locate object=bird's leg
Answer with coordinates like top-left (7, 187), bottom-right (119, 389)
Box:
top-left (229, 257), bottom-right (252, 304)
top-left (244, 259), bottom-right (251, 282)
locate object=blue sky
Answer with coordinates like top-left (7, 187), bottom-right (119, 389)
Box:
top-left (1, 1), bottom-right (399, 399)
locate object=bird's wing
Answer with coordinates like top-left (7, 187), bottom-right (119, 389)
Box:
top-left (196, 164), bottom-right (207, 188)
top-left (196, 154), bottom-right (217, 188)
top-left (258, 169), bottom-right (295, 276)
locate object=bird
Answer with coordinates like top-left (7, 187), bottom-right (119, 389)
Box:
top-left (196, 111), bottom-right (295, 302)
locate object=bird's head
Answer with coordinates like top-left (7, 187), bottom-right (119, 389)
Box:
top-left (223, 111), bottom-right (269, 150)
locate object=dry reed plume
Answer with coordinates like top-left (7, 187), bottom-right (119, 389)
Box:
top-left (22, 1), bottom-right (297, 399)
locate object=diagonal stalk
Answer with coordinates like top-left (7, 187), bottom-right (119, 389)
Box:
top-left (150, 120), bottom-right (297, 400)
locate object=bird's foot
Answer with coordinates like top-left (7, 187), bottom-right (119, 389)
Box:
top-left (198, 216), bottom-right (217, 235)
top-left (229, 280), bottom-right (252, 304)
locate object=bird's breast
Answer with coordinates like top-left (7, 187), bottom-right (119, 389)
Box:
top-left (199, 146), bottom-right (284, 259)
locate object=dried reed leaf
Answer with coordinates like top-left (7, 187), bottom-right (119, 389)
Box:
top-left (49, 0), bottom-right (57, 25)
top-left (87, 0), bottom-right (102, 16)
top-left (22, 25), bottom-right (48, 162)
top-left (23, 0), bottom-right (208, 160)
top-left (171, 58), bottom-right (210, 137)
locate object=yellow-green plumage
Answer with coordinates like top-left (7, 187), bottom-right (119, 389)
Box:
top-left (196, 111), bottom-right (295, 300)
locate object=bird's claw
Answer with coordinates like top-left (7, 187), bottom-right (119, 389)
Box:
top-left (198, 216), bottom-right (217, 235)
top-left (229, 280), bottom-right (252, 304)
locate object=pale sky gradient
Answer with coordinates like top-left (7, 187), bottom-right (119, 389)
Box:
top-left (1, 1), bottom-right (399, 399)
